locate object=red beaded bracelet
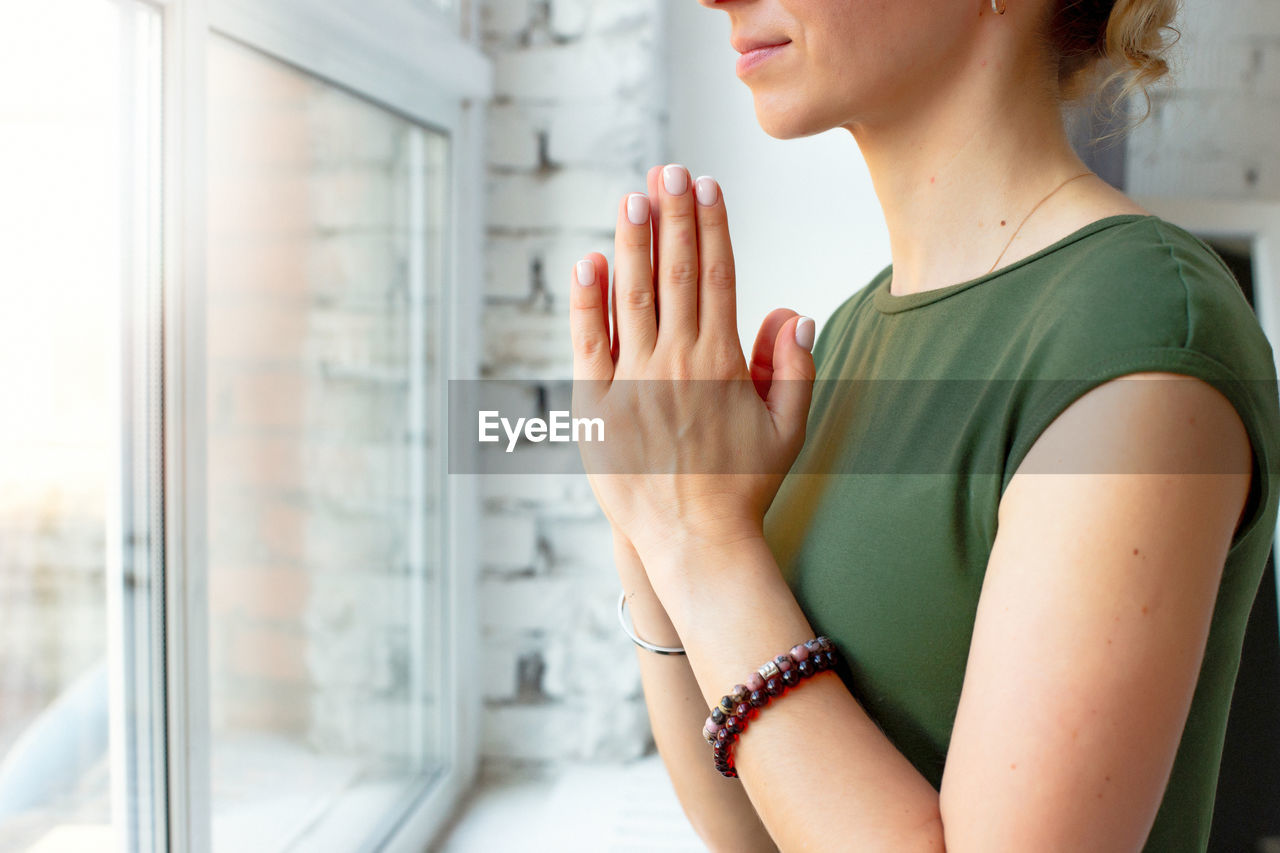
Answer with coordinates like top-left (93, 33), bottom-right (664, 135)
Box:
top-left (702, 636), bottom-right (839, 778)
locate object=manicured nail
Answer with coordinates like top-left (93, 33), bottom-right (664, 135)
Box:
top-left (663, 164), bottom-right (688, 196)
top-left (576, 259), bottom-right (595, 287)
top-left (695, 176), bottom-right (718, 206)
top-left (795, 317), bottom-right (815, 352)
top-left (627, 193), bottom-right (650, 225)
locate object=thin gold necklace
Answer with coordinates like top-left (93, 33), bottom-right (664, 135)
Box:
top-left (985, 170), bottom-right (1095, 275)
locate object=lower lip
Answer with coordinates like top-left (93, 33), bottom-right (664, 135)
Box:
top-left (736, 43), bottom-right (790, 76)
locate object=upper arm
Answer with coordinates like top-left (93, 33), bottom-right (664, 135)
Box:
top-left (937, 372), bottom-right (1253, 852)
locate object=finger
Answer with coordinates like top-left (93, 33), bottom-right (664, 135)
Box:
top-left (764, 314), bottom-right (817, 439)
top-left (570, 252), bottom-right (615, 381)
top-left (610, 271), bottom-right (620, 363)
top-left (646, 164), bottom-right (663, 325)
top-left (614, 191), bottom-right (658, 360)
top-left (750, 308), bottom-right (798, 399)
top-left (692, 176), bottom-right (739, 348)
top-left (655, 163), bottom-right (699, 348)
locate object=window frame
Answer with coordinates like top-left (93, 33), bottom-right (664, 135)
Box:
top-left (98, 4), bottom-right (169, 852)
top-left (153, 0), bottom-right (490, 849)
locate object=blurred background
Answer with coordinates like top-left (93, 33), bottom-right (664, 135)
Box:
top-left (0, 0), bottom-right (1278, 851)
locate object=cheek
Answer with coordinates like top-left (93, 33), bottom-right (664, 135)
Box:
top-left (800, 0), bottom-right (967, 78)
top-left (802, 4), bottom-right (967, 105)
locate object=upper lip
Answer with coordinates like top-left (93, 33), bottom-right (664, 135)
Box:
top-left (731, 36), bottom-right (791, 55)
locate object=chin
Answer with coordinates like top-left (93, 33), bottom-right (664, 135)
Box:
top-left (751, 95), bottom-right (835, 140)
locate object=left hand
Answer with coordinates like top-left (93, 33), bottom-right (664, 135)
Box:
top-left (568, 163), bottom-right (817, 571)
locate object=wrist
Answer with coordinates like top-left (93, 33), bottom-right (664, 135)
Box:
top-left (621, 585), bottom-right (683, 649)
top-left (631, 513), bottom-right (765, 574)
top-left (640, 532), bottom-right (785, 641)
top-left (612, 528), bottom-right (682, 648)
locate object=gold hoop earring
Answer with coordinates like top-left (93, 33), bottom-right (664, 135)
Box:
top-left (992, 0), bottom-right (1007, 13)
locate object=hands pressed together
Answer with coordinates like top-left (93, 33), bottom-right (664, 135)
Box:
top-left (568, 163), bottom-right (818, 598)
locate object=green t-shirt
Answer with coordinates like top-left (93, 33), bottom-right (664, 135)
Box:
top-left (762, 213), bottom-right (1280, 850)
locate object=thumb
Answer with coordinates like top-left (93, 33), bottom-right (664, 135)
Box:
top-left (764, 314), bottom-right (816, 436)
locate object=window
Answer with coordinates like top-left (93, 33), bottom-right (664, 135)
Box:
top-left (0, 1), bottom-right (489, 850)
top-left (205, 34), bottom-right (449, 850)
top-left (0, 2), bottom-right (165, 850)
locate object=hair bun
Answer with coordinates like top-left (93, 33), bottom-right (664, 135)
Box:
top-left (1051, 0), bottom-right (1182, 134)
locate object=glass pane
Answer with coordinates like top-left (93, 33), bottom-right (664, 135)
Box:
top-left (0, 2), bottom-right (164, 852)
top-left (206, 35), bottom-right (448, 851)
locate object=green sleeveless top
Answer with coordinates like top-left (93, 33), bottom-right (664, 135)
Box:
top-left (762, 213), bottom-right (1280, 850)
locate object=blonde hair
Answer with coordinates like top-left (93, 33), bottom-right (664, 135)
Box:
top-left (1045, 0), bottom-right (1182, 134)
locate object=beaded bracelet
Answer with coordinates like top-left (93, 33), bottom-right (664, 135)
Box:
top-left (701, 636), bottom-right (839, 778)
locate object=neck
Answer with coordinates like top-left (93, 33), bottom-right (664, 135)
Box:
top-left (845, 45), bottom-right (1092, 297)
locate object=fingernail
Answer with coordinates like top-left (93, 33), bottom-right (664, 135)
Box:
top-left (795, 317), bottom-right (815, 352)
top-left (576, 259), bottom-right (595, 287)
top-left (663, 164), bottom-right (688, 196)
top-left (626, 193), bottom-right (650, 225)
top-left (695, 176), bottom-right (718, 206)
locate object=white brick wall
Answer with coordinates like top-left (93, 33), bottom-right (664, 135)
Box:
top-left (475, 0), bottom-right (665, 771)
top-left (1128, 0), bottom-right (1280, 198)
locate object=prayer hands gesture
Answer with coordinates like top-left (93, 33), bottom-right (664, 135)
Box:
top-left (568, 163), bottom-right (817, 575)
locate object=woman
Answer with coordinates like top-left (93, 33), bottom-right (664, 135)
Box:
top-left (567, 0), bottom-right (1280, 849)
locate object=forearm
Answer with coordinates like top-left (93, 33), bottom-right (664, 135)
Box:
top-left (613, 531), bottom-right (777, 852)
top-left (640, 531), bottom-right (946, 852)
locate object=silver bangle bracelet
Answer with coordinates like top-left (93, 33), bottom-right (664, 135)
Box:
top-left (617, 591), bottom-right (686, 655)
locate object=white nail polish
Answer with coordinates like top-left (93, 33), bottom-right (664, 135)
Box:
top-left (695, 176), bottom-right (718, 206)
top-left (795, 317), bottom-right (815, 352)
top-left (576, 259), bottom-right (595, 287)
top-left (663, 165), bottom-right (688, 196)
top-left (627, 193), bottom-right (650, 225)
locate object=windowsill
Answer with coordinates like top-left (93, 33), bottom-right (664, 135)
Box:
top-left (432, 753), bottom-right (706, 852)
top-left (212, 730), bottom-right (440, 851)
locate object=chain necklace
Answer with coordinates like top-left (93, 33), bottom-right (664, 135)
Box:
top-left (985, 170), bottom-right (1095, 275)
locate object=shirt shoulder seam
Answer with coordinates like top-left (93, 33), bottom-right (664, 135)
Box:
top-left (1151, 217), bottom-right (1193, 351)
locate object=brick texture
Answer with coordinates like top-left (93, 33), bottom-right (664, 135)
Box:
top-left (1127, 0), bottom-right (1280, 198)
top-left (474, 0), bottom-right (666, 770)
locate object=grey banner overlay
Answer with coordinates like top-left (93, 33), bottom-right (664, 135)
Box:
top-left (447, 378), bottom-right (1277, 476)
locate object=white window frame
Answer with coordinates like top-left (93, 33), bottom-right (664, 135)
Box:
top-left (155, 1), bottom-right (490, 850)
top-left (1133, 197), bottom-right (1280, 624)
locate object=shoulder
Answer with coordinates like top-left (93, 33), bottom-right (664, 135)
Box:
top-left (1020, 215), bottom-right (1273, 378)
top-left (1000, 216), bottom-right (1280, 546)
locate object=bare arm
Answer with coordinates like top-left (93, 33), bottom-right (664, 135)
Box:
top-left (633, 373), bottom-right (1252, 851)
top-left (614, 528), bottom-right (777, 852)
